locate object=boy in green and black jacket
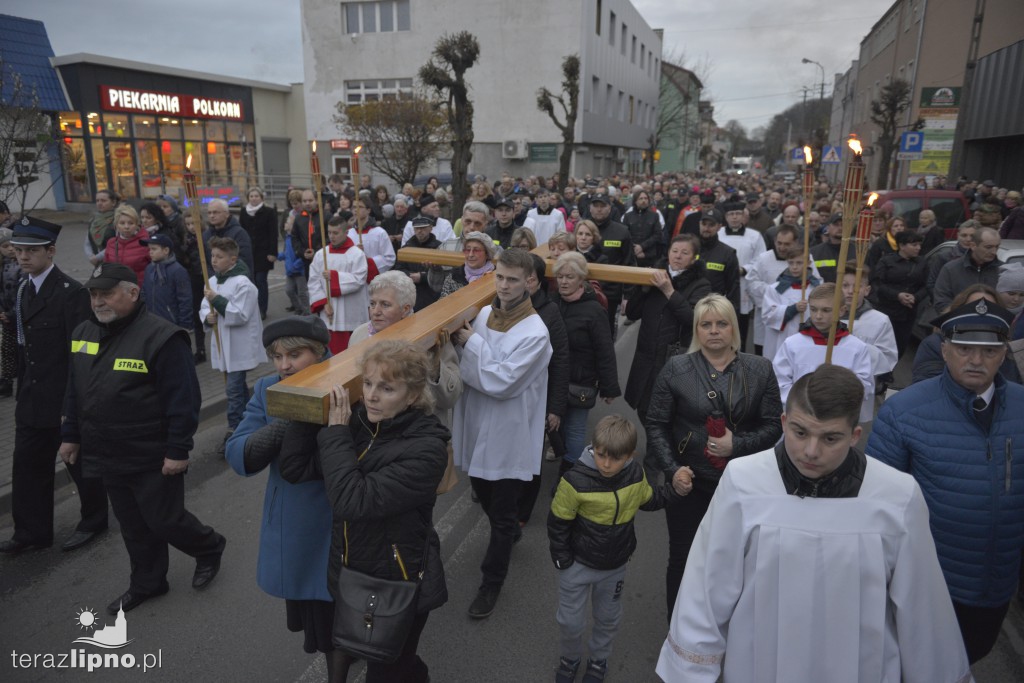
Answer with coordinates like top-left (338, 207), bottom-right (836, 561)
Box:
top-left (548, 415), bottom-right (690, 683)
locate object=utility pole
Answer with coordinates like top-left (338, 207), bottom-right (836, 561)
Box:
top-left (947, 0), bottom-right (985, 179)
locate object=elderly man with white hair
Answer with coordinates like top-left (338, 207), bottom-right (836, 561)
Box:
top-left (203, 198), bottom-right (255, 278)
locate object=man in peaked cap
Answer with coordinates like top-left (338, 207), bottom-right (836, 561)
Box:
top-left (60, 262), bottom-right (226, 614)
top-left (1, 216), bottom-right (109, 555)
top-left (868, 297), bottom-right (1024, 664)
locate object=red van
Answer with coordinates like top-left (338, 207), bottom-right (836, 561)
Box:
top-left (874, 190), bottom-right (970, 240)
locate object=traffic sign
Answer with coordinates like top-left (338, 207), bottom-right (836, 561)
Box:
top-left (897, 131), bottom-right (924, 160)
top-left (821, 145), bottom-right (841, 164)
top-left (790, 147), bottom-right (805, 161)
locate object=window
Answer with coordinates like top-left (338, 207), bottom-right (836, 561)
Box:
top-left (620, 23), bottom-right (627, 55)
top-left (591, 76), bottom-right (600, 112)
top-left (618, 90), bottom-right (625, 122)
top-left (595, 0), bottom-right (602, 35)
top-left (629, 96), bottom-right (635, 124)
top-left (631, 36), bottom-right (637, 63)
top-left (640, 44), bottom-right (645, 69)
top-left (342, 0), bottom-right (410, 34)
top-left (344, 78), bottom-right (414, 104)
top-left (605, 84), bottom-right (613, 118)
top-left (609, 12), bottom-right (616, 46)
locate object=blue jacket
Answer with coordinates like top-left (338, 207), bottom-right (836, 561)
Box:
top-left (140, 256), bottom-right (193, 330)
top-left (225, 374), bottom-right (333, 601)
top-left (278, 234), bottom-right (305, 277)
top-left (867, 370), bottom-right (1024, 607)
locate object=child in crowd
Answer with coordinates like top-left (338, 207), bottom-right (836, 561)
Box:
top-left (307, 213), bottom-right (368, 354)
top-left (839, 262), bottom-right (899, 395)
top-left (278, 219), bottom-right (310, 315)
top-left (773, 283), bottom-right (875, 425)
top-left (140, 233), bottom-right (193, 330)
top-left (761, 253), bottom-right (819, 362)
top-left (0, 227), bottom-right (18, 396)
top-left (548, 415), bottom-right (686, 683)
top-left (199, 237), bottom-right (263, 449)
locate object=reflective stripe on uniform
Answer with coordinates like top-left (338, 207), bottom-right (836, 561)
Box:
top-left (814, 259), bottom-right (837, 268)
top-left (71, 340), bottom-right (98, 355)
top-left (113, 358), bottom-right (149, 373)
top-left (705, 262), bottom-right (725, 271)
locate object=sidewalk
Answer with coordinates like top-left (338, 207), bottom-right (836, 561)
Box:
top-left (0, 209), bottom-right (288, 514)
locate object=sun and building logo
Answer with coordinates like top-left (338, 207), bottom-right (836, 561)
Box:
top-left (73, 604), bottom-right (134, 648)
top-left (8, 606), bottom-right (161, 673)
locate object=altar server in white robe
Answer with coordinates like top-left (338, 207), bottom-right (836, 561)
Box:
top-left (761, 253), bottom-right (820, 362)
top-left (348, 197), bottom-right (395, 279)
top-left (839, 265), bottom-right (899, 380)
top-left (452, 248), bottom-right (552, 620)
top-left (308, 214), bottom-right (368, 354)
top-left (656, 364), bottom-right (971, 683)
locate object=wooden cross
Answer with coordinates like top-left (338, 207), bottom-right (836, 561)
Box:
top-left (265, 245), bottom-right (656, 423)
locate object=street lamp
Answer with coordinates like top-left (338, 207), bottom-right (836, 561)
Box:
top-left (802, 58), bottom-right (825, 100)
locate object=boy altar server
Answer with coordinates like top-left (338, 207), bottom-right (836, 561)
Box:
top-left (308, 214), bottom-right (368, 354)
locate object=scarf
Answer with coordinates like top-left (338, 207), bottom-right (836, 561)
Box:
top-left (245, 202), bottom-right (264, 216)
top-left (366, 320), bottom-right (379, 336)
top-left (464, 261), bottom-right (495, 282)
top-left (486, 292), bottom-right (535, 332)
top-left (214, 260), bottom-right (250, 284)
top-left (88, 210), bottom-right (115, 250)
top-left (668, 267), bottom-right (685, 279)
top-left (775, 270), bottom-right (820, 293)
top-left (798, 320), bottom-right (849, 345)
top-left (886, 231), bottom-right (898, 251)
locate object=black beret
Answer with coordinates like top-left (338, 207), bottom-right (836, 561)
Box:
top-left (262, 315), bottom-right (330, 348)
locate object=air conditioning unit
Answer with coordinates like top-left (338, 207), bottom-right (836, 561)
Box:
top-left (502, 140), bottom-right (528, 159)
top-left (616, 147), bottom-right (627, 161)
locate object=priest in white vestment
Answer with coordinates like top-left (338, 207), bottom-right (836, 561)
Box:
top-left (656, 364), bottom-right (971, 683)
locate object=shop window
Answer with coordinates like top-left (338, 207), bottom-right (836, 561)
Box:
top-left (162, 141), bottom-right (185, 198)
top-left (107, 141), bottom-right (137, 200)
top-left (229, 144), bottom-right (255, 191)
top-left (103, 114), bottom-right (130, 138)
top-left (207, 142), bottom-right (229, 185)
top-left (62, 138), bottom-right (91, 202)
top-left (183, 119), bottom-right (204, 141)
top-left (206, 120), bottom-right (226, 141)
top-left (225, 122), bottom-right (252, 143)
top-left (86, 112), bottom-right (102, 136)
top-left (159, 117), bottom-right (182, 140)
top-left (133, 116), bottom-right (157, 139)
top-left (59, 112), bottom-right (83, 137)
top-left (91, 140), bottom-right (109, 195)
top-left (136, 140), bottom-right (163, 199)
top-left (183, 140), bottom-right (205, 185)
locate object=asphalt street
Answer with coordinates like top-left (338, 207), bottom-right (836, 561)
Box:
top-left (1, 289), bottom-right (1023, 681)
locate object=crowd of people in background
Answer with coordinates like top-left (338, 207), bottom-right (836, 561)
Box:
top-left (2, 164), bottom-right (1024, 682)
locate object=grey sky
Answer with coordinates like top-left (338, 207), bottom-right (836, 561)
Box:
top-left (8, 0), bottom-right (895, 135)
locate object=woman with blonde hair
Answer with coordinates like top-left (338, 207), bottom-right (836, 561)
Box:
top-left (103, 204), bottom-right (150, 284)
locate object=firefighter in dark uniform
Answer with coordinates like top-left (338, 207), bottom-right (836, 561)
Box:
top-left (588, 192), bottom-right (637, 336)
top-left (0, 217), bottom-right (108, 554)
top-left (696, 208), bottom-right (742, 313)
top-left (59, 263), bottom-right (226, 615)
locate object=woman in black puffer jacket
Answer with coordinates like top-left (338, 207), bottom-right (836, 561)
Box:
top-left (624, 234), bottom-right (712, 422)
top-left (645, 293), bottom-right (783, 618)
top-left (280, 340), bottom-right (449, 683)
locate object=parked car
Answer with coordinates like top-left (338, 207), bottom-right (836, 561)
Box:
top-left (875, 189), bottom-right (970, 240)
top-left (912, 239), bottom-right (1024, 339)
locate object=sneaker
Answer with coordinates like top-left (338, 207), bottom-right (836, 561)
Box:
top-left (555, 656), bottom-right (580, 683)
top-left (544, 445), bottom-right (558, 461)
top-left (467, 586), bottom-right (499, 619)
top-left (581, 659), bottom-right (607, 683)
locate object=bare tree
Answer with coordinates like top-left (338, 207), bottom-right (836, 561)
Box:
top-left (419, 32), bottom-right (480, 218)
top-left (0, 60), bottom-right (64, 212)
top-left (869, 79), bottom-right (923, 188)
top-left (536, 54), bottom-right (579, 188)
top-left (335, 94), bottom-right (450, 186)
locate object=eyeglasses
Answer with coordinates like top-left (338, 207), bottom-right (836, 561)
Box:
top-left (462, 247), bottom-right (486, 255)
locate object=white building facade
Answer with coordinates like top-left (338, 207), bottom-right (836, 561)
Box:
top-left (301, 0), bottom-right (661, 184)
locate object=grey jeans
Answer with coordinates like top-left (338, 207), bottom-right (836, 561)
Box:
top-left (556, 561), bottom-right (626, 662)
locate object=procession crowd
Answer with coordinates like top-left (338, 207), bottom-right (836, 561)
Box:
top-left (1, 166), bottom-right (1023, 682)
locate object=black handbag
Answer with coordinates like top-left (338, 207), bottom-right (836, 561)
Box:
top-left (567, 382), bottom-right (598, 409)
top-left (332, 543), bottom-right (422, 663)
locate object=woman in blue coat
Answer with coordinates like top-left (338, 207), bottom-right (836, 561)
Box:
top-left (224, 316), bottom-right (344, 681)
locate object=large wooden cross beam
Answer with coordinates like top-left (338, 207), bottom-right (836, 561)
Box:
top-left (265, 245), bottom-right (656, 423)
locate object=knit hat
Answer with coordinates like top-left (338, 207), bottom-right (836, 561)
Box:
top-left (997, 262), bottom-right (1024, 293)
top-left (262, 315), bottom-right (330, 348)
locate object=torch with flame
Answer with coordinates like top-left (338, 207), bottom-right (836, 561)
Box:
top-left (310, 141), bottom-right (330, 282)
top-left (183, 154), bottom-right (224, 365)
top-left (800, 146), bottom-right (815, 299)
top-left (825, 135), bottom-right (869, 363)
top-left (847, 192), bottom-right (879, 334)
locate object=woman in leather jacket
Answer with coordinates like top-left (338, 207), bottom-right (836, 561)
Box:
top-left (646, 293), bottom-right (783, 617)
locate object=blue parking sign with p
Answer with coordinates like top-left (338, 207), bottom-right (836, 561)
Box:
top-left (900, 132), bottom-right (924, 153)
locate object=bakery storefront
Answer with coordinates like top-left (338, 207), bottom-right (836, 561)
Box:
top-left (54, 56), bottom-right (259, 206)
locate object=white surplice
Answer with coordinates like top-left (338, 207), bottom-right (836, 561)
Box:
top-left (774, 331), bottom-right (876, 423)
top-left (656, 449), bottom-right (972, 683)
top-left (842, 307), bottom-right (899, 375)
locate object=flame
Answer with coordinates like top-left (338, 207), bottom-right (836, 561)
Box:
top-left (186, 154), bottom-right (192, 170)
top-left (867, 192), bottom-right (878, 207)
top-left (311, 140), bottom-right (317, 153)
top-left (354, 145), bottom-right (363, 155)
top-left (803, 146), bottom-right (812, 164)
top-left (848, 136), bottom-right (863, 155)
